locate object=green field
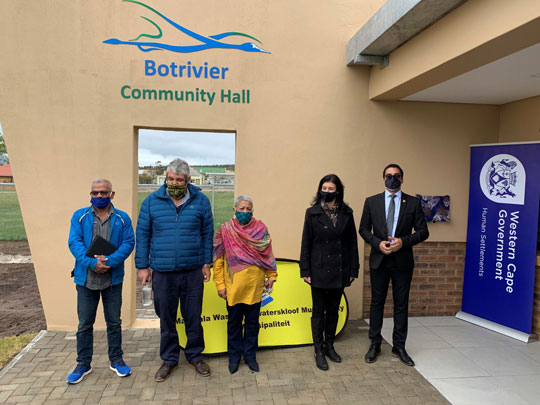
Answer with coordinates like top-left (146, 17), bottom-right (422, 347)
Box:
top-left (0, 192), bottom-right (27, 240)
top-left (0, 191), bottom-right (234, 241)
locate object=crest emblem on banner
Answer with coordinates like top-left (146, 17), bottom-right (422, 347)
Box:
top-left (479, 154), bottom-right (526, 205)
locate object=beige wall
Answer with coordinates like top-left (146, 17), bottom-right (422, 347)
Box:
top-left (499, 96), bottom-right (540, 143)
top-left (0, 0), bottom-right (513, 329)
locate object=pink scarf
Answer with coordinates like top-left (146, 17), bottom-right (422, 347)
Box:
top-left (213, 218), bottom-right (276, 273)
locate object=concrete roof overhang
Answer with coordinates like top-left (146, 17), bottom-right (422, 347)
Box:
top-left (346, 0), bottom-right (467, 67)
top-left (347, 0), bottom-right (540, 104)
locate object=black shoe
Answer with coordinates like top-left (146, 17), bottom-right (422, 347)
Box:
top-left (365, 344), bottom-right (381, 363)
top-left (314, 349), bottom-right (329, 371)
top-left (189, 360), bottom-right (212, 377)
top-left (391, 347), bottom-right (414, 366)
top-left (155, 363), bottom-right (177, 382)
top-left (246, 360), bottom-right (259, 372)
top-left (324, 343), bottom-right (342, 363)
top-left (228, 361), bottom-right (240, 374)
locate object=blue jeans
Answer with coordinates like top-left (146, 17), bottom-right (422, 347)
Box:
top-left (153, 269), bottom-right (205, 365)
top-left (227, 302), bottom-right (261, 364)
top-left (76, 283), bottom-right (123, 367)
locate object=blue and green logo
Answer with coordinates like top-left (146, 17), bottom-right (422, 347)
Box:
top-left (104, 0), bottom-right (270, 54)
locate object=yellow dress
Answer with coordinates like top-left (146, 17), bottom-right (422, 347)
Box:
top-left (213, 256), bottom-right (277, 306)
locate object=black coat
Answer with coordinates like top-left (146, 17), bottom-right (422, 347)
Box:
top-left (359, 192), bottom-right (429, 271)
top-left (300, 204), bottom-right (360, 289)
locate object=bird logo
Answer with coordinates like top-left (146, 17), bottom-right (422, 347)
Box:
top-left (104, 0), bottom-right (271, 54)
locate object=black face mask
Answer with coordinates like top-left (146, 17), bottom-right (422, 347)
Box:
top-left (320, 191), bottom-right (337, 203)
top-left (385, 175), bottom-right (402, 191)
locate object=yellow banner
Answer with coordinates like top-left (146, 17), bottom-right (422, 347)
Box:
top-left (176, 259), bottom-right (349, 354)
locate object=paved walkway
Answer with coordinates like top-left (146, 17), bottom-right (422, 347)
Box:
top-left (0, 320), bottom-right (448, 404)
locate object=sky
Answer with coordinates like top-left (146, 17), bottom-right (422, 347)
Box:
top-left (138, 129), bottom-right (235, 167)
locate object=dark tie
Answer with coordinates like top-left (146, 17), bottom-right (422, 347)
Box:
top-left (387, 194), bottom-right (396, 238)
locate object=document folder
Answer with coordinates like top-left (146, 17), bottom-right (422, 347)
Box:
top-left (85, 235), bottom-right (117, 257)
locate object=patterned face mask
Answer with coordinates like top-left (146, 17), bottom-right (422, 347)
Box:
top-left (167, 183), bottom-right (187, 200)
top-left (235, 211), bottom-right (253, 225)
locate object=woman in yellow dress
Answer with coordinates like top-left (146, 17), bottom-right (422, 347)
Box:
top-left (213, 195), bottom-right (277, 374)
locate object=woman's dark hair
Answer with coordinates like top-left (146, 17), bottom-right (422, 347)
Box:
top-left (311, 174), bottom-right (345, 208)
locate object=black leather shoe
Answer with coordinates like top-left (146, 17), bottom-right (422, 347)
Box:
top-left (155, 363), bottom-right (177, 382)
top-left (324, 343), bottom-right (342, 363)
top-left (365, 344), bottom-right (381, 363)
top-left (246, 360), bottom-right (259, 372)
top-left (314, 349), bottom-right (328, 371)
top-left (228, 361), bottom-right (239, 374)
top-left (189, 360), bottom-right (212, 376)
top-left (391, 347), bottom-right (414, 366)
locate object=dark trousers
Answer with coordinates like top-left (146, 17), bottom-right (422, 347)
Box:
top-left (153, 269), bottom-right (205, 365)
top-left (368, 258), bottom-right (413, 349)
top-left (76, 283), bottom-right (123, 367)
top-left (226, 302), bottom-right (261, 364)
top-left (310, 287), bottom-right (343, 350)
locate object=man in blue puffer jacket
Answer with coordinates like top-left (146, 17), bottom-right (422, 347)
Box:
top-left (136, 158), bottom-right (214, 381)
top-left (67, 179), bottom-right (135, 384)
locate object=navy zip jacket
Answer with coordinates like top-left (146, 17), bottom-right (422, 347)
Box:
top-left (135, 183), bottom-right (214, 271)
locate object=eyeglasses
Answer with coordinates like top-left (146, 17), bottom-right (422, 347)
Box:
top-left (90, 190), bottom-right (111, 197)
top-left (385, 174), bottom-right (402, 180)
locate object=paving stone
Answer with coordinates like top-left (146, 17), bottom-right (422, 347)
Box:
top-left (0, 390), bottom-right (13, 402)
top-left (0, 322), bottom-right (449, 404)
top-left (5, 394), bottom-right (35, 403)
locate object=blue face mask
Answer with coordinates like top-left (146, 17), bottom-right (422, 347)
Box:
top-left (91, 197), bottom-right (111, 209)
top-left (235, 211), bottom-right (253, 225)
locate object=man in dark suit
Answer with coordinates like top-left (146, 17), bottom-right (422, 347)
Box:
top-left (359, 163), bottom-right (429, 366)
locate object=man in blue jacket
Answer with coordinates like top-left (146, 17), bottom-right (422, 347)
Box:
top-left (67, 179), bottom-right (135, 384)
top-left (136, 158), bottom-right (214, 382)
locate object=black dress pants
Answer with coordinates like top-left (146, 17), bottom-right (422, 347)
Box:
top-left (368, 257), bottom-right (413, 349)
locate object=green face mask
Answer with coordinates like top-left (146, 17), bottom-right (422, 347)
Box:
top-left (167, 183), bottom-right (187, 200)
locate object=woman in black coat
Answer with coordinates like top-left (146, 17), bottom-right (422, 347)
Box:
top-left (300, 174), bottom-right (359, 370)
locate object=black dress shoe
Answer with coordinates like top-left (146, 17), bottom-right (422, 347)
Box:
top-left (228, 361), bottom-right (239, 374)
top-left (189, 360), bottom-right (212, 376)
top-left (246, 360), bottom-right (259, 372)
top-left (314, 349), bottom-right (328, 371)
top-left (391, 347), bottom-right (414, 366)
top-left (155, 363), bottom-right (177, 382)
top-left (365, 344), bottom-right (381, 363)
top-left (324, 343), bottom-right (342, 363)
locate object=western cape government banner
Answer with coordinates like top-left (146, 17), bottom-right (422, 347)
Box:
top-left (458, 142), bottom-right (540, 341)
top-left (176, 260), bottom-right (348, 354)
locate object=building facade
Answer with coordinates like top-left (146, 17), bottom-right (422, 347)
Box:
top-left (1, 0), bottom-right (539, 331)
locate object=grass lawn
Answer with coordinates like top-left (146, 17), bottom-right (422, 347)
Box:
top-left (0, 333), bottom-right (36, 370)
top-left (0, 192), bottom-right (27, 240)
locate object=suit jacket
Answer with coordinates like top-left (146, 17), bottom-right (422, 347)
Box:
top-left (359, 192), bottom-right (429, 270)
top-left (300, 204), bottom-right (360, 289)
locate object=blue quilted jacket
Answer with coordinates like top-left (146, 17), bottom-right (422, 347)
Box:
top-left (68, 205), bottom-right (135, 286)
top-left (135, 183), bottom-right (214, 271)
